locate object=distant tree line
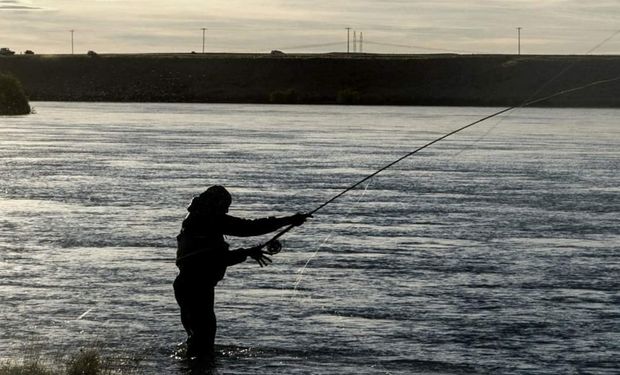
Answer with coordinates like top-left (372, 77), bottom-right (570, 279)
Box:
top-left (1, 47), bottom-right (35, 55)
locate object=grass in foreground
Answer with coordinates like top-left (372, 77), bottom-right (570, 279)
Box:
top-left (0, 348), bottom-right (142, 375)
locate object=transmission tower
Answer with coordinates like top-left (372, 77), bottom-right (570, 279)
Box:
top-left (346, 27), bottom-right (351, 53)
top-left (360, 32), bottom-right (363, 53)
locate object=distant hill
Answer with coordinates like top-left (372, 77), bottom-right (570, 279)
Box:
top-left (0, 53), bottom-right (618, 107)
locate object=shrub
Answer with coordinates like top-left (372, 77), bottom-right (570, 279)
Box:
top-left (336, 88), bottom-right (361, 104)
top-left (0, 48), bottom-right (15, 56)
top-left (66, 349), bottom-right (101, 375)
top-left (269, 88), bottom-right (299, 104)
top-left (0, 73), bottom-right (31, 115)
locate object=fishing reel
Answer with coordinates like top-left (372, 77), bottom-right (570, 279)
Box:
top-left (265, 239), bottom-right (282, 255)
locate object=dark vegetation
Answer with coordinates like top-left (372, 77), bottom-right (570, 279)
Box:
top-left (0, 53), bottom-right (619, 107)
top-left (0, 48), bottom-right (15, 56)
top-left (0, 73), bottom-right (31, 115)
top-left (0, 348), bottom-right (141, 375)
top-left (269, 88), bottom-right (300, 104)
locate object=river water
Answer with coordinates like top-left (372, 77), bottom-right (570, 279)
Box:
top-left (0, 102), bottom-right (618, 374)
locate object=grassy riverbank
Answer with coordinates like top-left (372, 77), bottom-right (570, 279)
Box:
top-left (0, 53), bottom-right (618, 107)
top-left (0, 348), bottom-right (141, 375)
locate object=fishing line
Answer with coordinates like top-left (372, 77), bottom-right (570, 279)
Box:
top-left (290, 180), bottom-right (396, 375)
top-left (265, 61), bottom-right (620, 369)
top-left (285, 116), bottom-right (504, 375)
top-left (519, 29), bottom-right (620, 107)
top-left (291, 178), bottom-right (374, 294)
top-left (286, 180), bottom-right (397, 374)
top-left (437, 30), bottom-right (620, 168)
top-left (269, 30), bottom-right (620, 374)
top-left (262, 63), bottom-right (620, 252)
top-left (293, 76), bottom-right (616, 248)
top-left (289, 114), bottom-right (502, 295)
top-left (277, 27), bottom-right (620, 293)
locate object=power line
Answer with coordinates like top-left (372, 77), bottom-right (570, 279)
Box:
top-left (275, 41), bottom-right (344, 51)
top-left (364, 40), bottom-right (488, 54)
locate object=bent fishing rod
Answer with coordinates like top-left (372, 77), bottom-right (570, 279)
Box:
top-left (260, 74), bottom-right (620, 255)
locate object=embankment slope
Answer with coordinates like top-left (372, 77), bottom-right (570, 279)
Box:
top-left (0, 53), bottom-right (618, 107)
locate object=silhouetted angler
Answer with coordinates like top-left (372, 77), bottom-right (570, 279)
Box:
top-left (173, 185), bottom-right (308, 359)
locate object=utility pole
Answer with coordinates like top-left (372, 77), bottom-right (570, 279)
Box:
top-left (346, 27), bottom-right (351, 53)
top-left (517, 27), bottom-right (522, 55)
top-left (201, 28), bottom-right (207, 53)
top-left (353, 31), bottom-right (357, 53)
top-left (70, 29), bottom-right (74, 54)
top-left (360, 32), bottom-right (363, 53)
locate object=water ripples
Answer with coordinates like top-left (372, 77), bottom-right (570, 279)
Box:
top-left (0, 103), bottom-right (618, 374)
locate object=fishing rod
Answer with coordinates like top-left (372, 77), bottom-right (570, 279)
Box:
top-left (261, 73), bottom-right (620, 255)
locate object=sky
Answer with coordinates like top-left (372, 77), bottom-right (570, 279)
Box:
top-left (1, 0), bottom-right (619, 55)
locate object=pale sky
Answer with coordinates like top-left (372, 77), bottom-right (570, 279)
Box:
top-left (1, 0), bottom-right (619, 55)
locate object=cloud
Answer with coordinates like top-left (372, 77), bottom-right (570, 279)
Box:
top-left (0, 0), bottom-right (40, 10)
top-left (0, 0), bottom-right (618, 54)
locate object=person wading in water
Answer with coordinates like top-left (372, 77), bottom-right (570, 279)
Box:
top-left (173, 185), bottom-right (309, 360)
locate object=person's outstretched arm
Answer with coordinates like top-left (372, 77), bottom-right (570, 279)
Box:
top-left (221, 213), bottom-right (309, 237)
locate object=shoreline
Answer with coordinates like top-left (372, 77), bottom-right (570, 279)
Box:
top-left (1, 53), bottom-right (619, 107)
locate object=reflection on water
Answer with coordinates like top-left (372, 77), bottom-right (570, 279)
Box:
top-left (0, 103), bottom-right (618, 374)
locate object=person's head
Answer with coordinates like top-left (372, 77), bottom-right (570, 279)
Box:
top-left (188, 185), bottom-right (232, 214)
